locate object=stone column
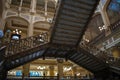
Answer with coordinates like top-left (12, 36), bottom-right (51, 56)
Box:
top-left (85, 71), bottom-right (91, 79)
top-left (18, 0), bottom-right (23, 12)
top-left (45, 0), bottom-right (48, 16)
top-left (0, 0), bottom-right (9, 30)
top-left (27, 15), bottom-right (34, 37)
top-left (22, 63), bottom-right (30, 77)
top-left (99, 5), bottom-right (111, 36)
top-left (49, 65), bottom-right (54, 76)
top-left (99, 4), bottom-right (110, 28)
top-left (57, 59), bottom-right (64, 80)
top-left (22, 14), bottom-right (34, 78)
top-left (30, 0), bottom-right (37, 13)
top-left (72, 66), bottom-right (77, 76)
top-left (100, 10), bottom-right (110, 28)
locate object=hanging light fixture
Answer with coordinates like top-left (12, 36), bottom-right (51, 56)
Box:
top-left (99, 25), bottom-right (106, 31)
top-left (12, 29), bottom-right (22, 34)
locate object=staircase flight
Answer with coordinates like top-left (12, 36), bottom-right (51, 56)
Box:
top-left (1, 0), bottom-right (117, 79)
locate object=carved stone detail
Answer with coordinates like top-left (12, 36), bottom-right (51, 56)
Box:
top-left (20, 14), bottom-right (30, 22)
top-left (6, 11), bottom-right (17, 17)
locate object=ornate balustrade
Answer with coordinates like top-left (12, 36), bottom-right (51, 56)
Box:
top-left (110, 20), bottom-right (120, 32)
top-left (80, 43), bottom-right (120, 66)
top-left (1, 33), bottom-right (49, 57)
top-left (106, 56), bottom-right (120, 67)
top-left (7, 76), bottom-right (92, 80)
top-left (85, 19), bottom-right (120, 65)
top-left (88, 19), bottom-right (120, 45)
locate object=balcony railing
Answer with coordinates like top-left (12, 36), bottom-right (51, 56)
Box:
top-left (0, 33), bottom-right (49, 58)
top-left (88, 19), bottom-right (120, 45)
top-left (106, 37), bottom-right (120, 49)
top-left (80, 43), bottom-right (120, 67)
top-left (7, 76), bottom-right (93, 80)
top-left (110, 20), bottom-right (120, 32)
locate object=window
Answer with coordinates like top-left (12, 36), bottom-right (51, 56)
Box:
top-left (107, 0), bottom-right (120, 24)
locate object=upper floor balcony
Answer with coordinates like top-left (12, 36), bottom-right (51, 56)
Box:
top-left (88, 19), bottom-right (120, 49)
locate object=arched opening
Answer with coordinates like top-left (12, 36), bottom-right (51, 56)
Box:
top-left (33, 21), bottom-right (51, 35)
top-left (106, 0), bottom-right (120, 24)
top-left (5, 16), bottom-right (29, 39)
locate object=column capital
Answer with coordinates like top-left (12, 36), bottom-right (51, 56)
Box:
top-left (57, 59), bottom-right (64, 79)
top-left (49, 65), bottom-right (54, 70)
top-left (57, 58), bottom-right (64, 63)
top-left (27, 15), bottom-right (34, 37)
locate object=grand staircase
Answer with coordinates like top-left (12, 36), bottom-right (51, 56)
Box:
top-left (50, 0), bottom-right (99, 46)
top-left (1, 0), bottom-right (120, 79)
top-left (4, 34), bottom-right (49, 70)
top-left (68, 47), bottom-right (108, 73)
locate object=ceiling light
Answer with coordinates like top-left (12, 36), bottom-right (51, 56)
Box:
top-left (77, 73), bottom-right (81, 76)
top-left (37, 66), bottom-right (46, 70)
top-left (64, 67), bottom-right (72, 72)
top-left (19, 31), bottom-right (22, 33)
top-left (13, 31), bottom-right (15, 33)
top-left (99, 26), bottom-right (101, 29)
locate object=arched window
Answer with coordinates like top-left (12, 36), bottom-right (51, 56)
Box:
top-left (107, 0), bottom-right (120, 24)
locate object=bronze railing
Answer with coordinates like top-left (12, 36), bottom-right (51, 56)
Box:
top-left (110, 20), bottom-right (120, 32)
top-left (80, 44), bottom-right (108, 61)
top-left (88, 19), bottom-right (120, 45)
top-left (3, 33), bottom-right (49, 57)
top-left (80, 43), bottom-right (120, 66)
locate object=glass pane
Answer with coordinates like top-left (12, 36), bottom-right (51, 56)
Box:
top-left (107, 0), bottom-right (120, 24)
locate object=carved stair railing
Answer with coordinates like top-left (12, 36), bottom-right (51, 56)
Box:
top-left (88, 19), bottom-right (120, 45)
top-left (3, 32), bottom-right (49, 58)
top-left (110, 20), bottom-right (120, 32)
top-left (80, 43), bottom-right (120, 75)
top-left (106, 56), bottom-right (120, 68)
top-left (80, 43), bottom-right (120, 67)
top-left (80, 44), bottom-right (107, 61)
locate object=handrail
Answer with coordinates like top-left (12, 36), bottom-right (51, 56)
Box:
top-left (7, 76), bottom-right (91, 80)
top-left (88, 19), bottom-right (120, 45)
top-left (110, 20), bottom-right (120, 32)
top-left (80, 43), bottom-right (120, 66)
top-left (1, 33), bottom-right (49, 57)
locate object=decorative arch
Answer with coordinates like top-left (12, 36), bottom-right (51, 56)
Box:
top-left (93, 12), bottom-right (101, 17)
top-left (103, 0), bottom-right (111, 12)
top-left (4, 16), bottom-right (29, 38)
top-left (106, 0), bottom-right (120, 24)
top-left (5, 16), bottom-right (29, 24)
top-left (5, 16), bottom-right (29, 31)
top-left (33, 21), bottom-right (51, 33)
